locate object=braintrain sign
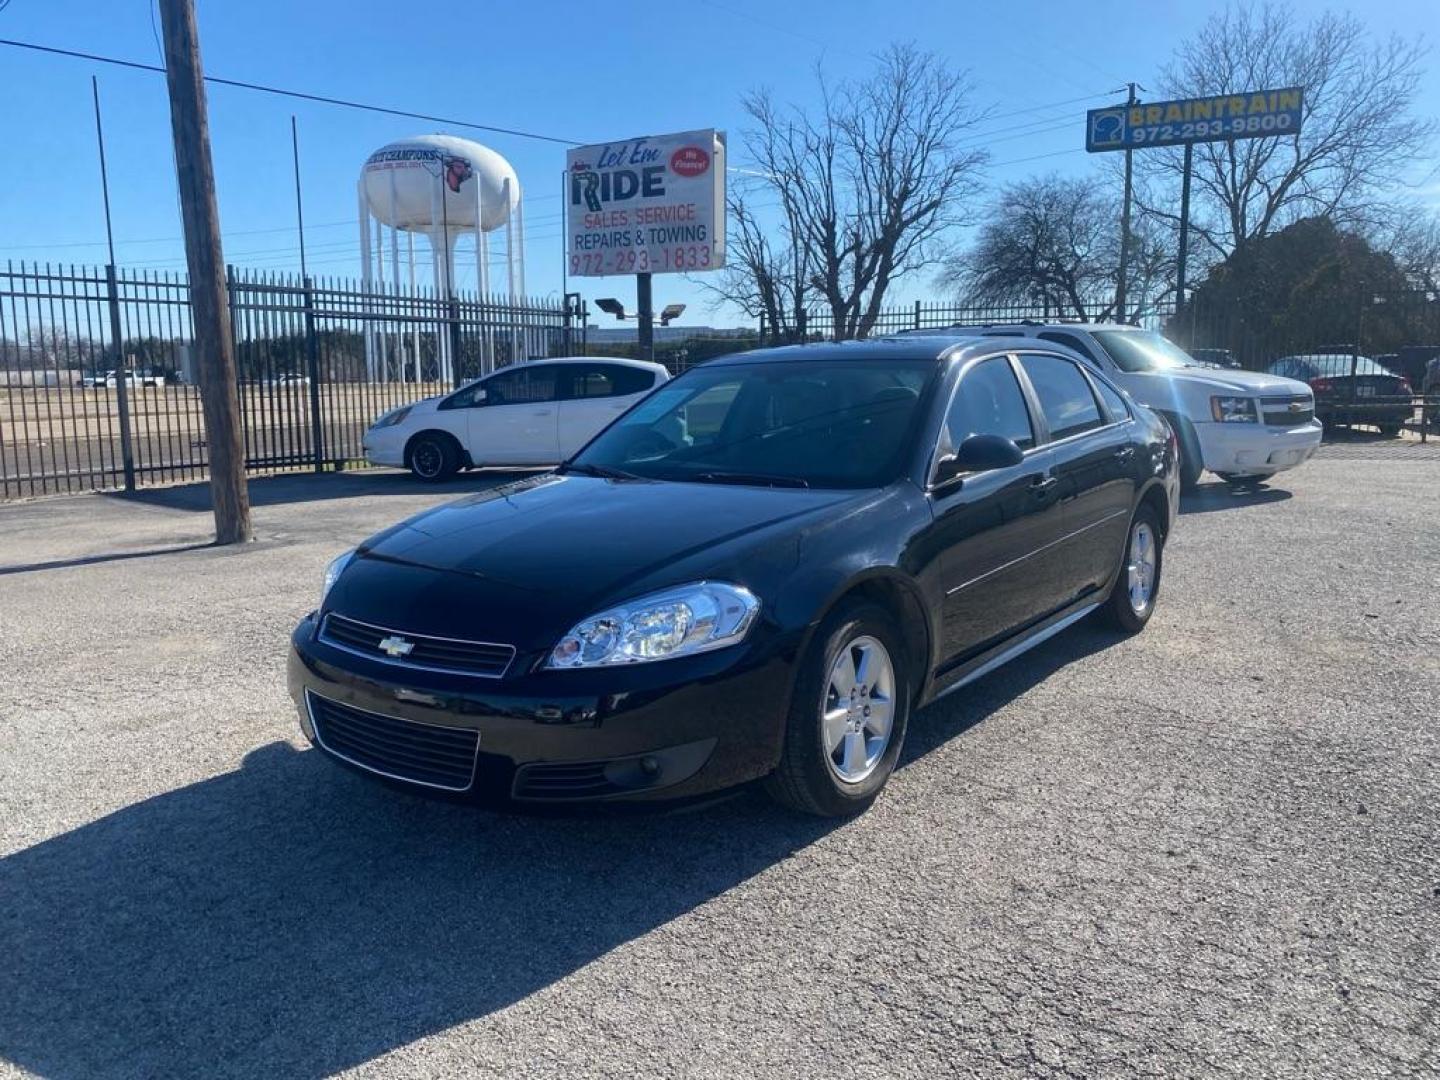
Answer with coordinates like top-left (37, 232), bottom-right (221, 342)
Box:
top-left (1086, 87), bottom-right (1304, 152)
top-left (565, 129), bottom-right (726, 277)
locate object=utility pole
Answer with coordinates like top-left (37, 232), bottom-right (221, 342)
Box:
top-left (158, 0), bottom-right (252, 544)
top-left (1175, 141), bottom-right (1194, 315)
top-left (1115, 81), bottom-right (1140, 323)
top-left (635, 272), bottom-right (655, 362)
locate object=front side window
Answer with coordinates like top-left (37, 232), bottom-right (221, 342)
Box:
top-left (1019, 354), bottom-right (1105, 440)
top-left (483, 366), bottom-right (558, 405)
top-left (571, 360), bottom-right (937, 489)
top-left (941, 357), bottom-right (1035, 455)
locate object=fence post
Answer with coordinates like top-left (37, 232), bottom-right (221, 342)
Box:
top-left (302, 275), bottom-right (325, 472)
top-left (914, 299), bottom-right (921, 330)
top-left (797, 307), bottom-right (807, 344)
top-left (104, 264), bottom-right (137, 492)
top-left (448, 294), bottom-right (463, 387)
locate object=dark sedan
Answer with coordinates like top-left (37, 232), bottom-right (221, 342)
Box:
top-left (290, 338), bottom-right (1179, 816)
top-left (1268, 354), bottom-right (1413, 435)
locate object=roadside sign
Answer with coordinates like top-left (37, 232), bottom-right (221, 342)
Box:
top-left (565, 129), bottom-right (726, 278)
top-left (1086, 87), bottom-right (1304, 152)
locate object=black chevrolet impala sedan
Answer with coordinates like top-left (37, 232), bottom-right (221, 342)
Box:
top-left (289, 338), bottom-right (1178, 816)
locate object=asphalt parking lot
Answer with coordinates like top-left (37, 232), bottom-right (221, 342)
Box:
top-left (1, 448), bottom-right (1437, 1079)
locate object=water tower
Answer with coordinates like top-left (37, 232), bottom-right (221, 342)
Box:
top-left (359, 134), bottom-right (526, 384)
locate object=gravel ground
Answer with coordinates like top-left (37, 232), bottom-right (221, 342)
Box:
top-left (1, 452), bottom-right (1436, 1079)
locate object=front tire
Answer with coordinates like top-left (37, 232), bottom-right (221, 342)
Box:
top-left (1100, 504), bottom-right (1163, 633)
top-left (1169, 415), bottom-right (1203, 492)
top-left (407, 432), bottom-right (460, 482)
top-left (765, 602), bottom-right (911, 817)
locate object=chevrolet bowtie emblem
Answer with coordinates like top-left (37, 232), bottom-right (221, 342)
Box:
top-left (377, 634), bottom-right (415, 658)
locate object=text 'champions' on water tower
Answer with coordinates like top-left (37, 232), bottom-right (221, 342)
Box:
top-left (358, 135), bottom-right (527, 384)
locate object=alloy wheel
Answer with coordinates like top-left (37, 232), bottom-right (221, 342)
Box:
top-left (1126, 521), bottom-right (1157, 615)
top-left (413, 441), bottom-right (442, 479)
top-left (822, 635), bottom-right (896, 784)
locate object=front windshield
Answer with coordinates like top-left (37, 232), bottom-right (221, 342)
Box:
top-left (569, 359), bottom-right (938, 489)
top-left (1091, 330), bottom-right (1198, 373)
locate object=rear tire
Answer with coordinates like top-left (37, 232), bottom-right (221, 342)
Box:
top-left (765, 601), bottom-right (911, 818)
top-left (1100, 504), bottom-right (1163, 634)
top-left (407, 432), bottom-right (460, 482)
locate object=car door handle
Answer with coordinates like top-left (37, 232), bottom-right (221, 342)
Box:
top-left (1030, 476), bottom-right (1059, 496)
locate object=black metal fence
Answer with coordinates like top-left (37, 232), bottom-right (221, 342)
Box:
top-left (758, 292), bottom-right (1440, 438)
top-left (0, 261), bottom-right (583, 499)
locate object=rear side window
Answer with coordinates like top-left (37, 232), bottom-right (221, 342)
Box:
top-left (1038, 331), bottom-right (1102, 368)
top-left (1089, 374), bottom-right (1130, 422)
top-left (944, 357), bottom-right (1035, 451)
top-left (567, 363), bottom-right (655, 399)
top-left (1019, 354), bottom-right (1105, 440)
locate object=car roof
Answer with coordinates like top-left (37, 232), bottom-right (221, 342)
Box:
top-left (507, 356), bottom-right (666, 371)
top-left (900, 321), bottom-right (1143, 336)
top-left (705, 337), bottom-right (994, 367)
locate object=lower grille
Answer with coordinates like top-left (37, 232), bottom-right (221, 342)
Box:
top-left (307, 691), bottom-right (478, 791)
top-left (512, 760), bottom-right (621, 801)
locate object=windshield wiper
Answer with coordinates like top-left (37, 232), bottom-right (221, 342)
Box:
top-left (557, 461), bottom-right (639, 480)
top-left (691, 471), bottom-right (810, 489)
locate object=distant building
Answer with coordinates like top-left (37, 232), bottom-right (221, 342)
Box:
top-left (583, 325), bottom-right (753, 344)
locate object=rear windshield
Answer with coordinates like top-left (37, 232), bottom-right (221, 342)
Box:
top-left (1289, 356), bottom-right (1391, 378)
top-left (1090, 330), bottom-right (1199, 373)
top-left (571, 360), bottom-right (938, 489)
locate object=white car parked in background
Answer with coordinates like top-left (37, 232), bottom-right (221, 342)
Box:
top-left (908, 323), bottom-right (1322, 489)
top-left (364, 357), bottom-right (670, 481)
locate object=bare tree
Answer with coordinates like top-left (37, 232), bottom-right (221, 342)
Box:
top-left (946, 174), bottom-right (1172, 320)
top-left (718, 44), bottom-right (987, 340)
top-left (1134, 3), bottom-right (1434, 264)
top-left (1378, 208), bottom-right (1440, 294)
top-left (698, 181), bottom-right (813, 339)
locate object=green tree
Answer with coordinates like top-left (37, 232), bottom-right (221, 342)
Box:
top-left (1176, 217), bottom-right (1429, 364)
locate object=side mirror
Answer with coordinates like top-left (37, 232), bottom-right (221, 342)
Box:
top-left (957, 433), bottom-right (1025, 471)
top-left (935, 434), bottom-right (1025, 486)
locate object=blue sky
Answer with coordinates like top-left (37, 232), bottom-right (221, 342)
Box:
top-left (2, 0), bottom-right (1436, 326)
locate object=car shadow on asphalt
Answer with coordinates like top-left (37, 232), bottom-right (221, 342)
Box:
top-left (1179, 481), bottom-right (1293, 515)
top-left (105, 468), bottom-right (540, 512)
top-left (0, 622), bottom-right (1124, 1078)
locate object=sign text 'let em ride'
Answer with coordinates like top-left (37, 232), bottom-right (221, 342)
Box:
top-left (566, 129), bottom-right (727, 278)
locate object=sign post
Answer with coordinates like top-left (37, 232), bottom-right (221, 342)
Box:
top-left (565, 129), bottom-right (726, 360)
top-left (1087, 87), bottom-right (1305, 315)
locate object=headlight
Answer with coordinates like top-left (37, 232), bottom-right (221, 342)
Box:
top-left (370, 406), bottom-right (413, 429)
top-left (1210, 395), bottom-right (1257, 423)
top-left (547, 582), bottom-right (760, 669)
top-left (321, 549), bottom-right (356, 605)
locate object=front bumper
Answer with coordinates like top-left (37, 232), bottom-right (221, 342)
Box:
top-left (360, 427), bottom-right (407, 468)
top-left (288, 613), bottom-right (796, 805)
top-left (1194, 419), bottom-right (1323, 477)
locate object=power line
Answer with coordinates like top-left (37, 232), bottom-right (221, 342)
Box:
top-left (0, 37), bottom-right (586, 146)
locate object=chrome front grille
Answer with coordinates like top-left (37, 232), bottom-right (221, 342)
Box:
top-left (320, 613), bottom-right (515, 678)
top-left (1260, 395), bottom-right (1314, 426)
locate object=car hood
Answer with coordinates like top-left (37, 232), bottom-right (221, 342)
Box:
top-left (1138, 368), bottom-right (1310, 396)
top-left (337, 474), bottom-right (866, 636)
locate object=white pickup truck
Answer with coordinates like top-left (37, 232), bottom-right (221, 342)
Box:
top-left (909, 322), bottom-right (1322, 490)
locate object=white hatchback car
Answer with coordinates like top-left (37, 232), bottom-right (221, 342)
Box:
top-left (363, 357), bottom-right (670, 481)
